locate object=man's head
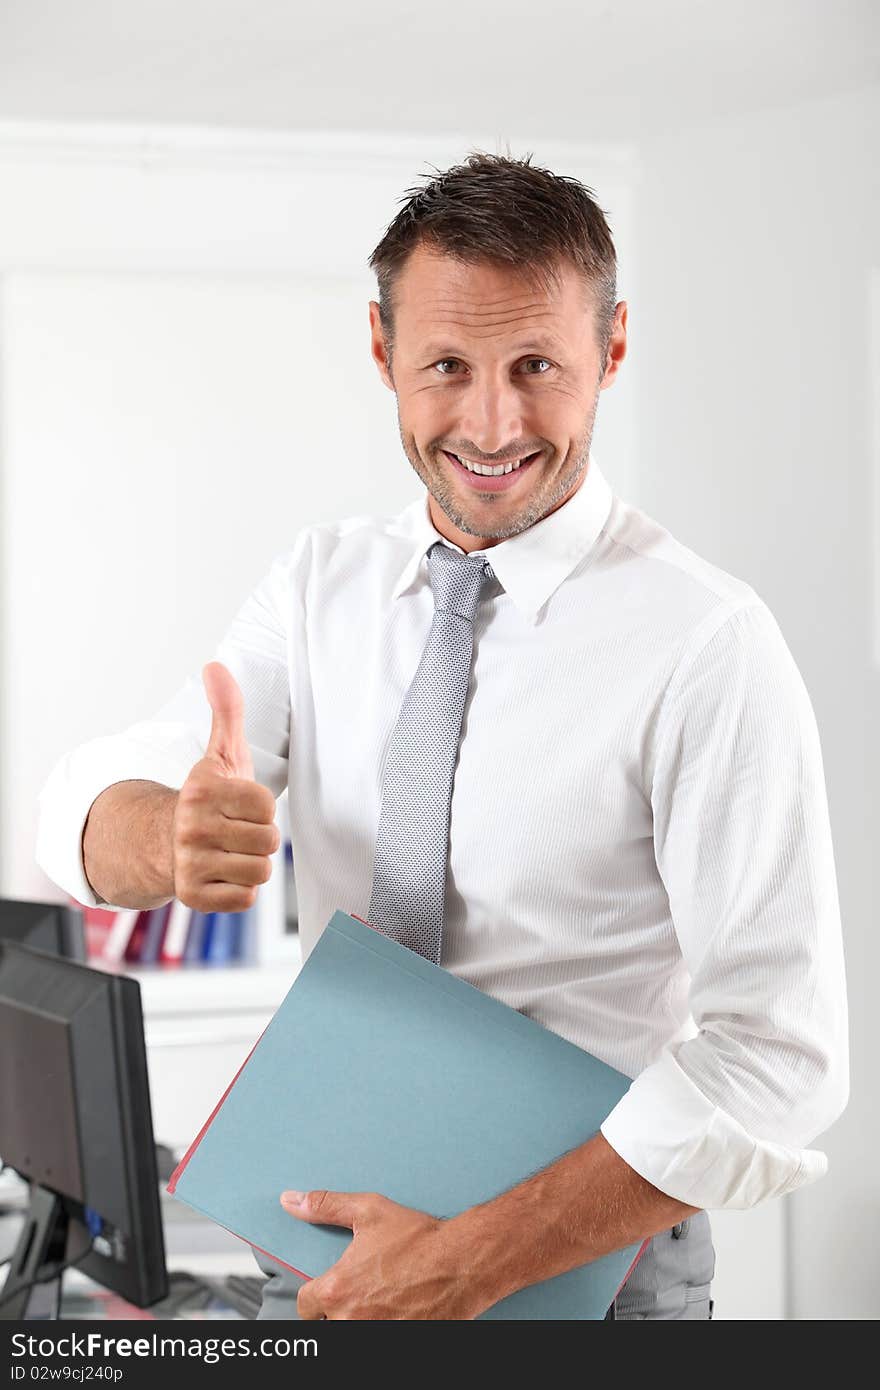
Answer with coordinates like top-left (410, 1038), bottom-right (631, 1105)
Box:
top-left (367, 151), bottom-right (627, 551)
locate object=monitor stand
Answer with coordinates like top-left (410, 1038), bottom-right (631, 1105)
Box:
top-left (0, 1184), bottom-right (81, 1319)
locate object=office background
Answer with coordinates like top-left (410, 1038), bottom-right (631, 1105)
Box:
top-left (0, 0), bottom-right (876, 1320)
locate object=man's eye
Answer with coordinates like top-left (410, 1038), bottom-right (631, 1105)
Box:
top-left (433, 358), bottom-right (552, 375)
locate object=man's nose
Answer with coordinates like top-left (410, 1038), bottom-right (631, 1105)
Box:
top-left (458, 371), bottom-right (526, 457)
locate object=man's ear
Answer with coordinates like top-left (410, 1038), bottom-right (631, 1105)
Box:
top-left (599, 301), bottom-right (628, 390)
top-left (369, 301), bottom-right (395, 392)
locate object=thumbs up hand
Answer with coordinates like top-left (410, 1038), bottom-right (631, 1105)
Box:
top-left (171, 662), bottom-right (281, 912)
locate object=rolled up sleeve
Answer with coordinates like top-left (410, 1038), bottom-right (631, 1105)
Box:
top-left (600, 600), bottom-right (850, 1210)
top-left (35, 546), bottom-right (297, 911)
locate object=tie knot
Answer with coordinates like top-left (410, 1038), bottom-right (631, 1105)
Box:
top-left (427, 542), bottom-right (494, 621)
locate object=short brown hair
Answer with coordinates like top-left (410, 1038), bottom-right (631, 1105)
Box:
top-left (368, 149), bottom-right (618, 366)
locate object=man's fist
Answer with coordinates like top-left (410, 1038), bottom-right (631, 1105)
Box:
top-left (171, 661), bottom-right (281, 912)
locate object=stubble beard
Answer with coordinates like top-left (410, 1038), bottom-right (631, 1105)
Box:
top-left (396, 381), bottom-right (603, 542)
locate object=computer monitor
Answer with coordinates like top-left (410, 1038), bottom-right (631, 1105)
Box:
top-left (0, 940), bottom-right (168, 1318)
top-left (0, 897), bottom-right (86, 962)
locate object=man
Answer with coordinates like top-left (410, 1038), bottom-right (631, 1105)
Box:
top-left (36, 152), bottom-right (849, 1321)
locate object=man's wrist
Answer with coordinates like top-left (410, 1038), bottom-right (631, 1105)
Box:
top-left (439, 1159), bottom-right (570, 1311)
top-left (441, 1203), bottom-right (530, 1312)
top-left (81, 780), bottom-right (178, 909)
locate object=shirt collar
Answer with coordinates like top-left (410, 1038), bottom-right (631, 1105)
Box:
top-left (389, 455), bottom-right (614, 622)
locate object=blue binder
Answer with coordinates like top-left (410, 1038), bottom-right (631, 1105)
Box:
top-left (168, 910), bottom-right (644, 1319)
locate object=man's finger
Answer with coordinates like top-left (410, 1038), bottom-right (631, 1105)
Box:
top-left (295, 1277), bottom-right (325, 1321)
top-left (203, 661), bottom-right (255, 781)
top-left (280, 1188), bottom-right (379, 1228)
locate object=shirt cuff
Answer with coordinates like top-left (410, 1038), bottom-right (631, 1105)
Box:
top-left (600, 1047), bottom-right (828, 1210)
top-left (35, 727), bottom-right (202, 912)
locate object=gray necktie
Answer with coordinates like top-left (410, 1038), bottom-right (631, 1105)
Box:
top-left (367, 541), bottom-right (494, 963)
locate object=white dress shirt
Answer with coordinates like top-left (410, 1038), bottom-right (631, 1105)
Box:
top-left (35, 456), bottom-right (849, 1212)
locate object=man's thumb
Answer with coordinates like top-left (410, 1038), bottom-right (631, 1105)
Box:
top-left (203, 661), bottom-right (254, 780)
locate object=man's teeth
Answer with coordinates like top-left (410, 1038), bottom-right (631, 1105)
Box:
top-left (452, 453), bottom-right (533, 476)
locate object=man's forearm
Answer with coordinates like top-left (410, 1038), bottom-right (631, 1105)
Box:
top-left (444, 1131), bottom-right (700, 1309)
top-left (81, 779), bottom-right (178, 909)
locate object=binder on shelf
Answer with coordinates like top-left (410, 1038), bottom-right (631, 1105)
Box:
top-left (100, 907), bottom-right (141, 964)
top-left (244, 828), bottom-right (297, 966)
top-left (137, 904), bottom-right (172, 965)
top-left (205, 911), bottom-right (245, 965)
top-left (168, 910), bottom-right (646, 1320)
top-left (77, 902), bottom-right (119, 960)
top-left (160, 900), bottom-right (193, 965)
top-left (200, 913), bottom-right (217, 961)
top-left (123, 910), bottom-right (152, 963)
top-left (182, 910), bottom-right (213, 964)
top-left (283, 841), bottom-right (298, 934)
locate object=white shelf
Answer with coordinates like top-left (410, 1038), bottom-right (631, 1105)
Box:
top-left (129, 947), bottom-right (302, 1017)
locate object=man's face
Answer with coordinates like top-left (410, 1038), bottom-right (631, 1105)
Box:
top-left (369, 243), bottom-right (627, 549)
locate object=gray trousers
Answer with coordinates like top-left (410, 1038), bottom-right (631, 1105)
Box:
top-left (607, 1212), bottom-right (715, 1319)
top-left (252, 1211), bottom-right (715, 1321)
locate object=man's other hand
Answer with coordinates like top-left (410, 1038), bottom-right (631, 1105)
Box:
top-left (280, 1188), bottom-right (490, 1321)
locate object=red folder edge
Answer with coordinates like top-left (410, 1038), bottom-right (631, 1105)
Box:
top-left (613, 1238), bottom-right (650, 1301)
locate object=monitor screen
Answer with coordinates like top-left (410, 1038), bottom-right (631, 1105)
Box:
top-left (0, 898), bottom-right (85, 962)
top-left (0, 941), bottom-right (167, 1315)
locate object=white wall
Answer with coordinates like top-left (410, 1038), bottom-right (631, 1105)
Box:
top-left (631, 82), bottom-right (879, 1320)
top-left (0, 266), bottom-right (402, 888)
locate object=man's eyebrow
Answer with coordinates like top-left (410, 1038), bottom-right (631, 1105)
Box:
top-left (418, 335), bottom-right (565, 358)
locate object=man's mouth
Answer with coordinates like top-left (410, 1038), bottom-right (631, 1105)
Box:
top-left (442, 449), bottom-right (541, 477)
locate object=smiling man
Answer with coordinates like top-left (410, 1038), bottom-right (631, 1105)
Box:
top-left (36, 152), bottom-right (848, 1321)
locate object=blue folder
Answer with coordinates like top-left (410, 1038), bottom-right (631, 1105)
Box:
top-left (168, 910), bottom-right (644, 1319)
